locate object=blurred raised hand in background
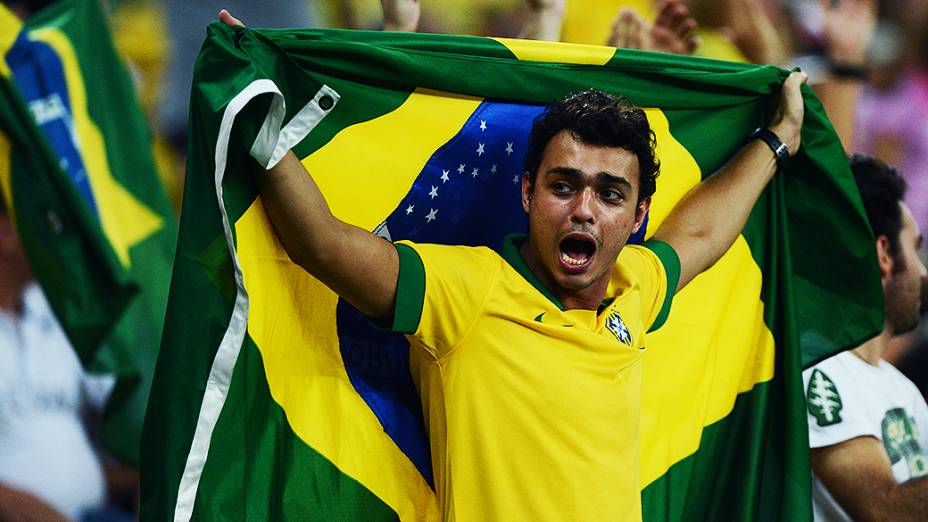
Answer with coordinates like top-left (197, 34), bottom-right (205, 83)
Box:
top-left (608, 0), bottom-right (699, 55)
top-left (382, 0), bottom-right (421, 32)
top-left (519, 0), bottom-right (566, 41)
top-left (815, 0), bottom-right (877, 149)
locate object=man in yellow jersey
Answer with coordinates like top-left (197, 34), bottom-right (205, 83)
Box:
top-left (220, 9), bottom-right (805, 521)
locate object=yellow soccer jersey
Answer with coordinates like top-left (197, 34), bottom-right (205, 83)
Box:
top-left (389, 234), bottom-right (679, 521)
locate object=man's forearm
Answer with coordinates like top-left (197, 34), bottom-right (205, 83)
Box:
top-left (651, 71), bottom-right (806, 291)
top-left (877, 477), bottom-right (928, 522)
top-left (815, 78), bottom-right (863, 151)
top-left (256, 151), bottom-right (340, 270)
top-left (255, 151), bottom-right (399, 321)
top-left (0, 483), bottom-right (69, 522)
top-left (652, 137), bottom-right (778, 290)
top-left (812, 436), bottom-right (928, 522)
top-left (841, 476), bottom-right (928, 522)
top-left (219, 13), bottom-right (400, 321)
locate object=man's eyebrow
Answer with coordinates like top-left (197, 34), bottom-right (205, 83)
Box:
top-left (596, 172), bottom-right (632, 189)
top-left (546, 167), bottom-right (583, 179)
top-left (546, 167), bottom-right (633, 189)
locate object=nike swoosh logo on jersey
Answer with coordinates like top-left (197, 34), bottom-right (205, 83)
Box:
top-left (534, 312), bottom-right (573, 327)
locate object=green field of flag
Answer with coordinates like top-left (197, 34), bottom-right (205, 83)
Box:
top-left (141, 23), bottom-right (883, 520)
top-left (0, 0), bottom-right (176, 465)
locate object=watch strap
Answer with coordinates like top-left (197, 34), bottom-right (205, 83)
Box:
top-left (828, 61), bottom-right (868, 81)
top-left (751, 127), bottom-right (790, 170)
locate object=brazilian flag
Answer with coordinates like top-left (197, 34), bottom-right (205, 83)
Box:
top-left (141, 23), bottom-right (882, 521)
top-left (0, 0), bottom-right (176, 465)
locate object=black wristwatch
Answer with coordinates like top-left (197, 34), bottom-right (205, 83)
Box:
top-left (751, 127), bottom-right (790, 171)
top-left (828, 61), bottom-right (868, 81)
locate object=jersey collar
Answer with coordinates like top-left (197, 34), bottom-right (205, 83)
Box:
top-left (500, 234), bottom-right (565, 310)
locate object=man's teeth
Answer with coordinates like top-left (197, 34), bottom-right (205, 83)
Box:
top-left (560, 251), bottom-right (589, 266)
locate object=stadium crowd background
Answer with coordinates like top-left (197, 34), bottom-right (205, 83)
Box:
top-left (2, 0), bottom-right (927, 519)
top-left (125, 0), bottom-right (928, 399)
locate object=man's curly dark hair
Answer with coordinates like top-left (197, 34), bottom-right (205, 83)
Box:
top-left (524, 89), bottom-right (660, 203)
top-left (850, 154), bottom-right (908, 268)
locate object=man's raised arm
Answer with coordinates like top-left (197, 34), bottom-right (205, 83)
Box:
top-left (219, 10), bottom-right (400, 323)
top-left (651, 71), bottom-right (807, 292)
top-left (256, 151), bottom-right (401, 323)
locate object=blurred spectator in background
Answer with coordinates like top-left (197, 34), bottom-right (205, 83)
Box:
top-left (811, 0), bottom-right (877, 151)
top-left (110, 0), bottom-right (183, 212)
top-left (320, 0), bottom-right (520, 35)
top-left (520, 0), bottom-right (565, 41)
top-left (0, 204), bottom-right (133, 522)
top-left (381, 0), bottom-right (420, 32)
top-left (792, 0), bottom-right (928, 382)
top-left (803, 155), bottom-right (928, 521)
top-left (519, 0), bottom-right (700, 52)
top-left (153, 0), bottom-right (314, 213)
top-left (854, 19), bottom-right (928, 243)
top-left (158, 0), bottom-right (314, 155)
top-left (688, 0), bottom-right (790, 63)
top-left (607, 0), bottom-right (700, 54)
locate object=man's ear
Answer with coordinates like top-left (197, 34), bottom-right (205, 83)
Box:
top-left (875, 235), bottom-right (894, 280)
top-left (521, 172), bottom-right (533, 213)
top-left (632, 197), bottom-right (651, 234)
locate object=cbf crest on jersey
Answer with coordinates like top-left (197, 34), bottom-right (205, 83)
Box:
top-left (606, 311), bottom-right (632, 346)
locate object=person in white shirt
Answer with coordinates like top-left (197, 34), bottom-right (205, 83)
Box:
top-left (804, 154), bottom-right (928, 521)
top-left (0, 207), bottom-right (114, 521)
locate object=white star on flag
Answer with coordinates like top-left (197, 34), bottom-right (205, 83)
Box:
top-left (406, 205), bottom-right (414, 215)
top-left (429, 186), bottom-right (439, 199)
top-left (425, 208), bottom-right (438, 223)
top-left (505, 142), bottom-right (514, 155)
top-left (490, 164), bottom-right (497, 174)
top-left (476, 143), bottom-right (485, 156)
top-left (458, 163), bottom-right (466, 174)
top-left (512, 175), bottom-right (519, 184)
top-left (479, 120), bottom-right (487, 131)
top-left (471, 167), bottom-right (479, 178)
top-left (440, 170), bottom-right (450, 183)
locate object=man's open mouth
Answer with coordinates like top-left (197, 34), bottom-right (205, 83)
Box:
top-left (558, 234), bottom-right (597, 270)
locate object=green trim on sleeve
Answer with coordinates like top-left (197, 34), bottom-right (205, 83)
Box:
top-left (390, 243), bottom-right (426, 334)
top-left (643, 239), bottom-right (680, 332)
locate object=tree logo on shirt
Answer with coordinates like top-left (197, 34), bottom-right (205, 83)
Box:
top-left (806, 369), bottom-right (843, 426)
top-left (881, 408), bottom-right (928, 478)
top-left (605, 311), bottom-right (632, 346)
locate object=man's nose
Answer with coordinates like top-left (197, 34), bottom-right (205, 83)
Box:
top-left (571, 189), bottom-right (595, 223)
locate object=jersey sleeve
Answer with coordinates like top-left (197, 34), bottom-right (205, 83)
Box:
top-left (615, 239), bottom-right (680, 332)
top-left (388, 241), bottom-right (500, 358)
top-left (803, 359), bottom-right (878, 449)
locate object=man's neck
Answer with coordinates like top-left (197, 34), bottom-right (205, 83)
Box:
top-left (851, 328), bottom-right (891, 366)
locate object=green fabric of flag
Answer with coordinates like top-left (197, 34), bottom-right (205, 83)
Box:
top-left (141, 23), bottom-right (883, 521)
top-left (0, 0), bottom-right (177, 466)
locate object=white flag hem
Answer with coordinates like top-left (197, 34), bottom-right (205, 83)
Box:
top-left (173, 79), bottom-right (337, 522)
